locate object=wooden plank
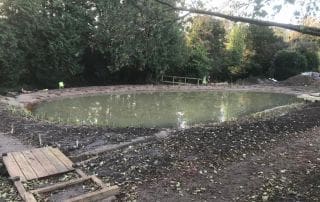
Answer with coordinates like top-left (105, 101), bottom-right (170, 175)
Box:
top-left (11, 152), bottom-right (38, 180)
top-left (76, 169), bottom-right (108, 189)
top-left (49, 147), bottom-right (74, 170)
top-left (31, 176), bottom-right (91, 194)
top-left (65, 186), bottom-right (120, 202)
top-left (90, 176), bottom-right (107, 188)
top-left (14, 181), bottom-right (37, 202)
top-left (75, 169), bottom-right (88, 178)
top-left (22, 150), bottom-right (48, 178)
top-left (2, 153), bottom-right (26, 181)
top-left (31, 148), bottom-right (58, 176)
top-left (41, 147), bottom-right (69, 173)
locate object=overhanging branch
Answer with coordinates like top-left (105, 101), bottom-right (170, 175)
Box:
top-left (155, 0), bottom-right (320, 36)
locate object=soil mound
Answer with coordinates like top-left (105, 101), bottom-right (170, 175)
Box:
top-left (282, 75), bottom-right (320, 86)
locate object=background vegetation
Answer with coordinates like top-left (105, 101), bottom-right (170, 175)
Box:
top-left (0, 0), bottom-right (319, 90)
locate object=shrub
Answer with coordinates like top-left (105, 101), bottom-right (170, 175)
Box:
top-left (271, 50), bottom-right (308, 81)
top-left (302, 51), bottom-right (320, 71)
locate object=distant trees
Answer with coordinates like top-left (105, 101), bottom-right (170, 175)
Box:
top-left (0, 0), bottom-right (319, 91)
top-left (225, 25), bottom-right (248, 80)
top-left (0, 0), bottom-right (186, 89)
top-left (271, 50), bottom-right (308, 80)
top-left (183, 16), bottom-right (226, 79)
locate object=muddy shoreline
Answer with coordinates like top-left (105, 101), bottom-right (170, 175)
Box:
top-left (7, 84), bottom-right (313, 108)
top-left (1, 84), bottom-right (320, 201)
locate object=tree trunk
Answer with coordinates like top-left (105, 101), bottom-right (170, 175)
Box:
top-left (155, 0), bottom-right (320, 36)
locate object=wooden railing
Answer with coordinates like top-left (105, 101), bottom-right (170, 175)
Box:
top-left (161, 75), bottom-right (202, 85)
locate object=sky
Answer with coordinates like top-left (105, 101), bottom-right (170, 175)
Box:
top-left (184, 0), bottom-right (300, 24)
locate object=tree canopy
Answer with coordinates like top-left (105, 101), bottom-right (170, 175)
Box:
top-left (0, 0), bottom-right (319, 91)
top-left (154, 0), bottom-right (320, 36)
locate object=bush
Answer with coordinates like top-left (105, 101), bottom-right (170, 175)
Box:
top-left (271, 50), bottom-right (308, 81)
top-left (302, 51), bottom-right (320, 71)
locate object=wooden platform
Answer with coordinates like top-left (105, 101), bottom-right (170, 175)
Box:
top-left (2, 147), bottom-right (119, 202)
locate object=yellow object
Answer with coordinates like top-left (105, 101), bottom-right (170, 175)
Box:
top-left (59, 81), bottom-right (64, 89)
top-left (202, 76), bottom-right (207, 85)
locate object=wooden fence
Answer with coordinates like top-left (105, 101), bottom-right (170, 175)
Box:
top-left (161, 75), bottom-right (202, 86)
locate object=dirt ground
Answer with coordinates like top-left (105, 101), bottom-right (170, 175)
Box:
top-left (1, 84), bottom-right (320, 201)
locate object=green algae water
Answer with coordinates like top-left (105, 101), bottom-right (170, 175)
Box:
top-left (32, 91), bottom-right (300, 128)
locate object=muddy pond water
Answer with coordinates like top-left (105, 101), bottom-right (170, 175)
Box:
top-left (32, 91), bottom-right (300, 128)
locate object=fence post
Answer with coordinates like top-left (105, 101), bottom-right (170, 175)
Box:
top-left (173, 76), bottom-right (175, 85)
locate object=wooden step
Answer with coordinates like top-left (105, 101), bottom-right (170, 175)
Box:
top-left (31, 176), bottom-right (91, 194)
top-left (65, 186), bottom-right (120, 202)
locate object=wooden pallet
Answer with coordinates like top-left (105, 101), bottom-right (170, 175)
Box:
top-left (2, 147), bottom-right (119, 202)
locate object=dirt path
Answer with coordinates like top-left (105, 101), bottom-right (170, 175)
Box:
top-left (135, 127), bottom-right (320, 202)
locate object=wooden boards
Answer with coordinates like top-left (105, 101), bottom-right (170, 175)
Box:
top-left (2, 147), bottom-right (74, 181)
top-left (65, 186), bottom-right (120, 202)
top-left (30, 176), bottom-right (92, 194)
top-left (2, 147), bottom-right (120, 201)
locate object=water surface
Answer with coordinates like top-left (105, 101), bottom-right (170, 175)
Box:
top-left (33, 91), bottom-right (300, 128)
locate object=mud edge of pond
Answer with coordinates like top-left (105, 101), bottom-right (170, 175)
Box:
top-left (3, 84), bottom-right (309, 110)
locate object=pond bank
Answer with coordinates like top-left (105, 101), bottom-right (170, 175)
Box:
top-left (11, 84), bottom-right (312, 108)
top-left (1, 84), bottom-right (320, 201)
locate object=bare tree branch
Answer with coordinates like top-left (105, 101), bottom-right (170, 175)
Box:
top-left (154, 0), bottom-right (320, 36)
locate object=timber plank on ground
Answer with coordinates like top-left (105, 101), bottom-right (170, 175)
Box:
top-left (30, 148), bottom-right (58, 175)
top-left (2, 153), bottom-right (26, 181)
top-left (65, 186), bottom-right (120, 202)
top-left (30, 176), bottom-right (92, 194)
top-left (11, 152), bottom-right (38, 180)
top-left (41, 147), bottom-right (70, 173)
top-left (2, 147), bottom-right (119, 201)
top-left (49, 147), bottom-right (74, 170)
top-left (22, 150), bottom-right (48, 178)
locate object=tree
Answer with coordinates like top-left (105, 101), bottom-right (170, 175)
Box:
top-left (84, 0), bottom-right (186, 83)
top-left (0, 0), bottom-right (91, 88)
top-left (185, 16), bottom-right (226, 79)
top-left (225, 25), bottom-right (248, 79)
top-left (154, 0), bottom-right (320, 36)
top-left (271, 50), bottom-right (308, 80)
top-left (0, 0), bottom-right (187, 88)
top-left (0, 21), bottom-right (24, 88)
top-left (245, 25), bottom-right (286, 77)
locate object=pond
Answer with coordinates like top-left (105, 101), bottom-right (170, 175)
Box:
top-left (32, 91), bottom-right (300, 128)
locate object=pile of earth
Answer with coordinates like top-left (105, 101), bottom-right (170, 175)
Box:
top-left (282, 75), bottom-right (320, 86)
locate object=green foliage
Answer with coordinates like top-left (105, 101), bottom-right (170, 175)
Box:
top-left (185, 16), bottom-right (226, 79)
top-left (0, 21), bottom-right (24, 87)
top-left (246, 25), bottom-right (286, 77)
top-left (303, 51), bottom-right (320, 71)
top-left (225, 25), bottom-right (248, 79)
top-left (290, 40), bottom-right (320, 71)
top-left (271, 50), bottom-right (308, 80)
top-left (1, 0), bottom-right (319, 89)
top-left (184, 42), bottom-right (211, 78)
top-left (1, 0), bottom-right (90, 88)
top-left (224, 24), bottom-right (285, 80)
top-left (0, 0), bottom-right (186, 88)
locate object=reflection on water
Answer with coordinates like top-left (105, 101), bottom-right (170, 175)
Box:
top-left (33, 91), bottom-right (300, 128)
